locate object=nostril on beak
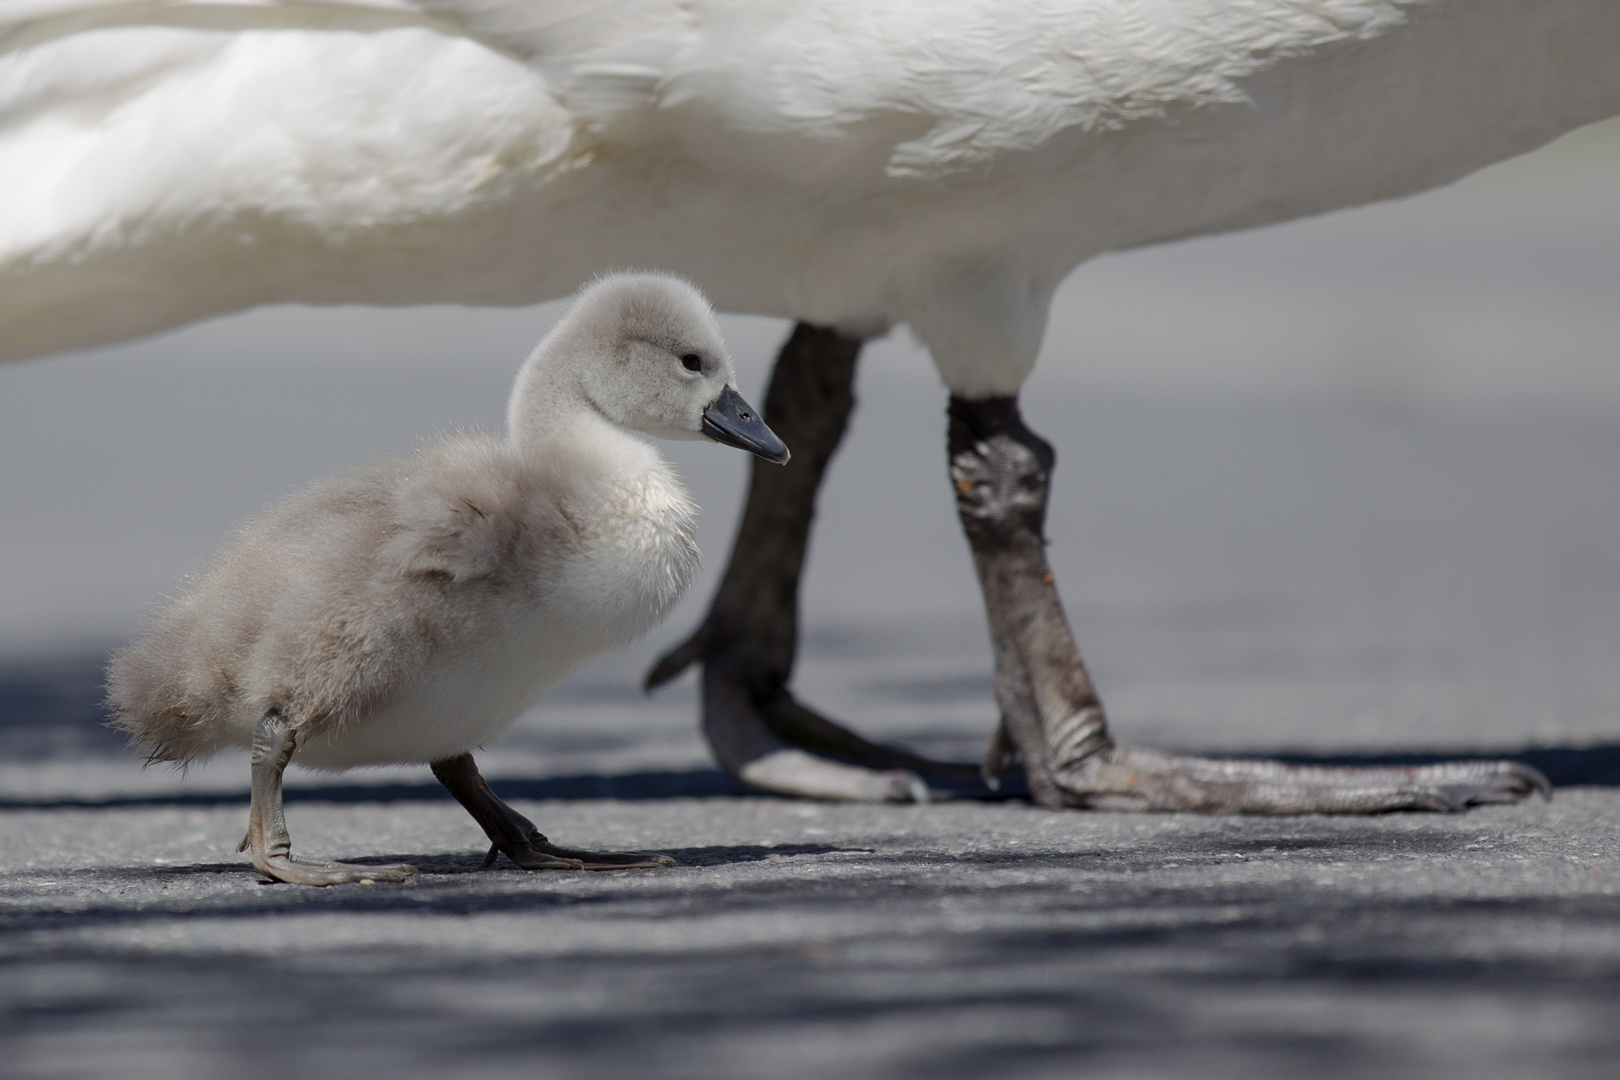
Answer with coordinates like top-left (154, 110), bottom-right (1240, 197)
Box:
top-left (700, 385), bottom-right (789, 464)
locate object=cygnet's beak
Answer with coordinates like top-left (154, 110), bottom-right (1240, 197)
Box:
top-left (702, 386), bottom-right (790, 464)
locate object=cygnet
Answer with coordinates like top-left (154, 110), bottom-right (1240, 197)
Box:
top-left (108, 273), bottom-right (788, 886)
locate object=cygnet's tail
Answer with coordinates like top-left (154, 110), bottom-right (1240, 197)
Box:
top-left (105, 639), bottom-right (236, 767)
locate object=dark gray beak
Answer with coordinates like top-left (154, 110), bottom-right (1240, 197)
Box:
top-left (702, 386), bottom-right (790, 464)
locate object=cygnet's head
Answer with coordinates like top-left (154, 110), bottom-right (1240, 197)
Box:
top-left (509, 273), bottom-right (788, 463)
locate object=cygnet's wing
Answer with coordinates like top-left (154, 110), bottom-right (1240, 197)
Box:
top-left (109, 439), bottom-right (532, 763)
top-left (380, 439), bottom-right (527, 582)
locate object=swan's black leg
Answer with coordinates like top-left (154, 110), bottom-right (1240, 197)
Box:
top-left (430, 753), bottom-right (675, 869)
top-left (947, 394), bottom-right (1549, 812)
top-left (238, 711), bottom-right (418, 885)
top-left (646, 322), bottom-right (986, 801)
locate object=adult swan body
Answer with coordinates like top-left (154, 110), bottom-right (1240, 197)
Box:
top-left (4, 0), bottom-right (1614, 809)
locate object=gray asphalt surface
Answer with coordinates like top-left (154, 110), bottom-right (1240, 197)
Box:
top-left (6, 794), bottom-right (1620, 1080)
top-left (4, 125), bottom-right (1620, 1079)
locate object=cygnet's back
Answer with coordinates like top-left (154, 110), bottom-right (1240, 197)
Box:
top-left (110, 270), bottom-right (785, 783)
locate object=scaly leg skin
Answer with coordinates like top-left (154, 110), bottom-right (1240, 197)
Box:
top-left (646, 322), bottom-right (985, 802)
top-left (430, 753), bottom-right (676, 870)
top-left (947, 394), bottom-right (1550, 813)
top-left (238, 711), bottom-right (419, 886)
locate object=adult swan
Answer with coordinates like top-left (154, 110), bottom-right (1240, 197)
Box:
top-left (4, 0), bottom-right (1615, 810)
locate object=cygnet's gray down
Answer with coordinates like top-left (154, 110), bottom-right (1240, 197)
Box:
top-left (107, 273), bottom-right (789, 886)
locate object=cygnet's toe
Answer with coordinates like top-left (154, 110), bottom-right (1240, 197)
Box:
top-left (254, 855), bottom-right (419, 887)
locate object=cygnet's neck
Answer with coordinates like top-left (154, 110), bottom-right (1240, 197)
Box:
top-left (505, 345), bottom-right (630, 456)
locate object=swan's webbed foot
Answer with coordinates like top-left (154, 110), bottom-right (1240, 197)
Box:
top-left (1052, 745), bottom-right (1550, 814)
top-left (949, 394), bottom-right (1553, 816)
top-left (649, 639), bottom-right (985, 802)
top-left (242, 711), bottom-right (418, 886)
top-left (645, 322), bottom-right (990, 803)
top-left (687, 653), bottom-right (967, 802)
top-left (431, 753), bottom-right (675, 871)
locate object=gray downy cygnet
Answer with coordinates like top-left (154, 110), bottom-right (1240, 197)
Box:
top-left (108, 272), bottom-right (789, 886)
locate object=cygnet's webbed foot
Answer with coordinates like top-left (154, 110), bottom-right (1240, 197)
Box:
top-left (1051, 745), bottom-right (1551, 814)
top-left (431, 753), bottom-right (675, 871)
top-left (237, 838), bottom-right (419, 887)
top-left (242, 711), bottom-right (419, 887)
top-left (645, 322), bottom-right (993, 804)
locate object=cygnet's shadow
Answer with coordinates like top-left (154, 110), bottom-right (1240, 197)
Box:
top-left (8, 846), bottom-right (857, 933)
top-left (91, 843), bottom-right (855, 885)
top-left (393, 842), bottom-right (854, 876)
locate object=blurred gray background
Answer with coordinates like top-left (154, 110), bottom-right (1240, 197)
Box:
top-left (1, 117), bottom-right (1616, 798)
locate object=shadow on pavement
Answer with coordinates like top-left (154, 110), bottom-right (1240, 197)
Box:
top-left (6, 742), bottom-right (1620, 812)
top-left (1, 844), bottom-right (859, 924)
top-left (7, 877), bottom-right (1619, 1080)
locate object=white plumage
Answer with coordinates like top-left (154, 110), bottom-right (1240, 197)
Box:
top-left (4, 1), bottom-right (1616, 388)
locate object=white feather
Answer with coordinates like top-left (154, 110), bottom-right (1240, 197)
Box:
top-left (3, 0), bottom-right (1617, 394)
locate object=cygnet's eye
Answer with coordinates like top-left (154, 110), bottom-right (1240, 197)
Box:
top-left (680, 353), bottom-right (702, 373)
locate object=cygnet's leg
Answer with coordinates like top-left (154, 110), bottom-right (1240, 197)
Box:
top-left (646, 322), bottom-right (986, 802)
top-left (430, 753), bottom-right (676, 869)
top-left (949, 394), bottom-right (1551, 812)
top-left (238, 711), bottom-right (419, 886)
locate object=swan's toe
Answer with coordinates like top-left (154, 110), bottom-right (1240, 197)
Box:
top-left (1052, 745), bottom-right (1553, 815)
top-left (571, 850), bottom-right (678, 870)
top-left (1415, 760), bottom-right (1552, 809)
